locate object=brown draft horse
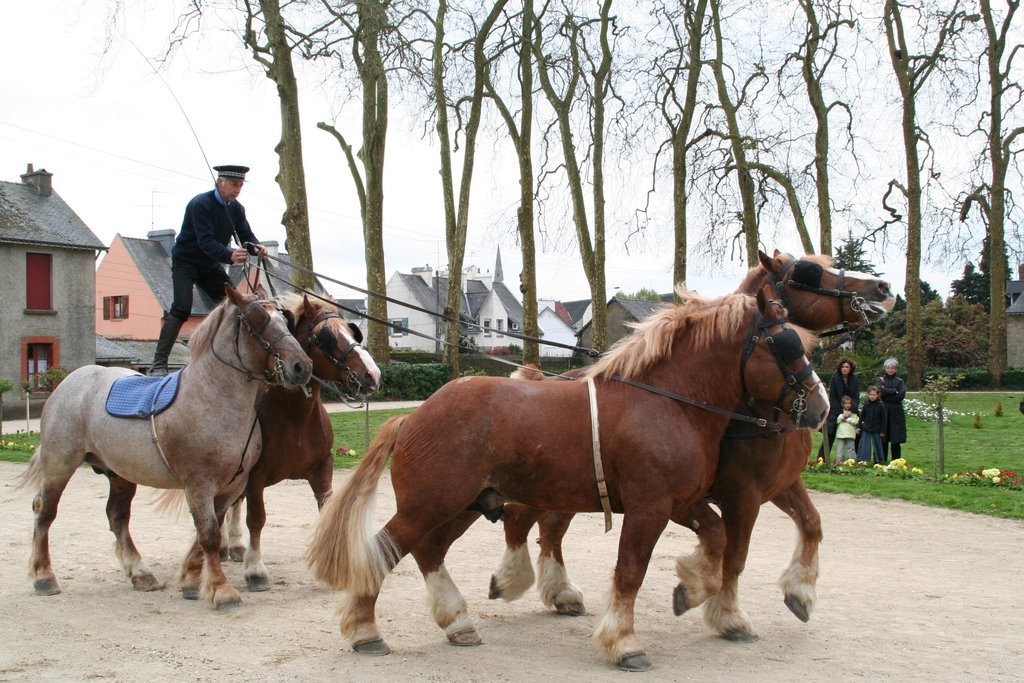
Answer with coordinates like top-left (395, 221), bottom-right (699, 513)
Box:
top-left (18, 286), bottom-right (312, 609)
top-left (307, 287), bottom-right (829, 671)
top-left (220, 293), bottom-right (381, 590)
top-left (491, 250), bottom-right (895, 641)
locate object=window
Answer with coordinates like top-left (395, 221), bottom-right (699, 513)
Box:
top-left (496, 319), bottom-right (504, 336)
top-left (26, 342), bottom-right (53, 389)
top-left (483, 318), bottom-right (492, 336)
top-left (102, 295), bottom-right (130, 320)
top-left (26, 252), bottom-right (52, 310)
top-left (389, 318), bottom-right (408, 337)
top-left (511, 321), bottom-right (520, 331)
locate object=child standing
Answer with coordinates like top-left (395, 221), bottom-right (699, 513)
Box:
top-left (833, 396), bottom-right (859, 460)
top-left (858, 386), bottom-right (886, 464)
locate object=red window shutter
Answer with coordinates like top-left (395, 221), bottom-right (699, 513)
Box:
top-left (103, 296), bottom-right (111, 320)
top-left (123, 296), bottom-right (129, 318)
top-left (26, 253), bottom-right (52, 310)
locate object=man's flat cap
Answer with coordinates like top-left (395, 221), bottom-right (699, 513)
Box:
top-left (213, 165), bottom-right (249, 181)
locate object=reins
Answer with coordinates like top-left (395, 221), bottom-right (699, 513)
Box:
top-left (773, 257), bottom-right (872, 353)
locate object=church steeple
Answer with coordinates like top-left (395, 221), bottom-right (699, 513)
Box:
top-left (494, 246), bottom-right (504, 284)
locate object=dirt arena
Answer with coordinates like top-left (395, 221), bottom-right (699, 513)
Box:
top-left (1, 460), bottom-right (1021, 682)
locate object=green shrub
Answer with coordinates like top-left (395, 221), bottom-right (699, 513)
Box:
top-left (378, 362), bottom-right (451, 400)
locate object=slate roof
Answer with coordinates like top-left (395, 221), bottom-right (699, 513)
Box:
top-left (615, 296), bottom-right (670, 322)
top-left (561, 299), bottom-right (592, 326)
top-left (95, 335), bottom-right (190, 367)
top-left (1008, 289), bottom-right (1024, 314)
top-left (0, 179), bottom-right (105, 251)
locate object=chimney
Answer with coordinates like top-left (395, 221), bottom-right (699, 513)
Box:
top-left (148, 229), bottom-right (176, 256)
top-left (262, 240), bottom-right (279, 258)
top-left (1018, 263), bottom-right (1024, 281)
top-left (411, 264), bottom-right (433, 286)
top-left (21, 163), bottom-right (53, 197)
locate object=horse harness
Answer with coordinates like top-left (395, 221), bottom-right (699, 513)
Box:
top-left (584, 309), bottom-right (819, 531)
top-left (302, 310), bottom-right (366, 396)
top-left (772, 257), bottom-right (871, 350)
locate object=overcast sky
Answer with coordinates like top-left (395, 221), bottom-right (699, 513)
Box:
top-left (4, 2), bottom-right (970, 306)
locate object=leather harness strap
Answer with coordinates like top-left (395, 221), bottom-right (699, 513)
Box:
top-left (586, 377), bottom-right (613, 533)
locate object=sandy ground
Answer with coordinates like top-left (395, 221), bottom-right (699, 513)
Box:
top-left (1, 460), bottom-right (1022, 682)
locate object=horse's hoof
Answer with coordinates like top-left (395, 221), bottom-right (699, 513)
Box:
top-left (784, 594), bottom-right (811, 623)
top-left (228, 547), bottom-right (245, 563)
top-left (722, 628), bottom-right (759, 643)
top-left (672, 585), bottom-right (689, 616)
top-left (246, 575), bottom-right (270, 592)
top-left (131, 574), bottom-right (164, 592)
top-left (447, 629), bottom-right (483, 647)
top-left (488, 575), bottom-right (502, 600)
top-left (218, 548), bottom-right (228, 562)
top-left (617, 653), bottom-right (653, 672)
top-left (181, 586), bottom-right (200, 600)
top-left (353, 638), bottom-right (391, 656)
top-left (216, 598), bottom-right (243, 611)
top-left (33, 578), bottom-right (61, 596)
top-left (554, 601), bottom-right (586, 616)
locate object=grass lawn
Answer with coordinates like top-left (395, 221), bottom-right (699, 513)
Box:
top-left (4, 392), bottom-right (1021, 518)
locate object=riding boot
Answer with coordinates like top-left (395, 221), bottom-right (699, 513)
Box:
top-left (150, 315), bottom-right (184, 376)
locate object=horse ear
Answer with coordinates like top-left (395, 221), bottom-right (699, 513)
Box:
top-left (348, 322), bottom-right (363, 344)
top-left (283, 309), bottom-right (297, 333)
top-left (758, 250), bottom-right (775, 273)
top-left (302, 295), bottom-right (318, 319)
top-left (756, 286), bottom-right (769, 315)
top-left (224, 283), bottom-right (242, 305)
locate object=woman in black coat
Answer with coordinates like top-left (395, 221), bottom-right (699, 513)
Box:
top-left (818, 357), bottom-right (860, 459)
top-left (877, 357), bottom-right (908, 462)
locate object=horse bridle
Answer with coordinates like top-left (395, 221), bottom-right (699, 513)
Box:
top-left (772, 257), bottom-right (871, 346)
top-left (213, 299), bottom-right (294, 384)
top-left (738, 307), bottom-right (820, 427)
top-left (302, 310), bottom-right (367, 395)
top-left (606, 307), bottom-right (817, 433)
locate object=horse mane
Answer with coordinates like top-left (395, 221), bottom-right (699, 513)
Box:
top-left (737, 252), bottom-right (834, 293)
top-left (186, 297), bottom-right (232, 358)
top-left (581, 287), bottom-right (757, 381)
top-left (274, 292), bottom-right (342, 321)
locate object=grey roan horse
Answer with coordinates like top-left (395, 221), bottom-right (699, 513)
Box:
top-left (19, 285), bottom-right (312, 609)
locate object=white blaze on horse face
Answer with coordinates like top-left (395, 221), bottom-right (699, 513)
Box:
top-left (811, 369), bottom-right (829, 428)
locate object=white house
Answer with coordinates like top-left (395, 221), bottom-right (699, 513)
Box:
top-left (386, 248), bottom-right (577, 356)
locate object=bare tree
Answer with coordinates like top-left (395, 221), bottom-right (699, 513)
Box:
top-left (883, 0), bottom-right (976, 388)
top-left (483, 0), bottom-right (541, 364)
top-left (532, 0), bottom-right (615, 352)
top-left (959, 0), bottom-right (1022, 386)
top-left (785, 0), bottom-right (857, 257)
top-left (649, 0), bottom-right (712, 293)
top-left (429, 0), bottom-right (509, 375)
top-left (241, 0), bottom-right (326, 291)
top-left (708, 0), bottom-right (767, 266)
top-left (317, 0), bottom-right (419, 362)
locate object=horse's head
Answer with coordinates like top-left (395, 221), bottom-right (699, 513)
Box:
top-left (224, 285), bottom-right (313, 387)
top-left (294, 295), bottom-right (381, 397)
top-left (739, 286), bottom-right (829, 430)
top-left (756, 249), bottom-right (895, 330)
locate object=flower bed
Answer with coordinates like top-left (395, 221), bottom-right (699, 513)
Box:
top-left (806, 457), bottom-right (1023, 490)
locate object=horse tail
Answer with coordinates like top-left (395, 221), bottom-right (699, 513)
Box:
top-left (306, 414), bottom-right (406, 595)
top-left (150, 489), bottom-right (188, 519)
top-left (14, 449), bottom-right (44, 493)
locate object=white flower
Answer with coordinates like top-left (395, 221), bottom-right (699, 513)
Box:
top-left (992, 476), bottom-right (1001, 484)
top-left (982, 468), bottom-right (1000, 478)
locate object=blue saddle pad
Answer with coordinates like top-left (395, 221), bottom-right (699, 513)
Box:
top-left (106, 372), bottom-right (182, 419)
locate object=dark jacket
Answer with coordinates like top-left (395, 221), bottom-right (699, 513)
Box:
top-left (827, 371), bottom-right (860, 422)
top-left (859, 398), bottom-right (886, 433)
top-left (877, 374), bottom-right (907, 444)
top-left (172, 190), bottom-right (260, 267)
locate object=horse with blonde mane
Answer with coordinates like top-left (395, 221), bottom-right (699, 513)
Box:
top-left (491, 249), bottom-right (895, 641)
top-left (307, 285), bottom-right (828, 671)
